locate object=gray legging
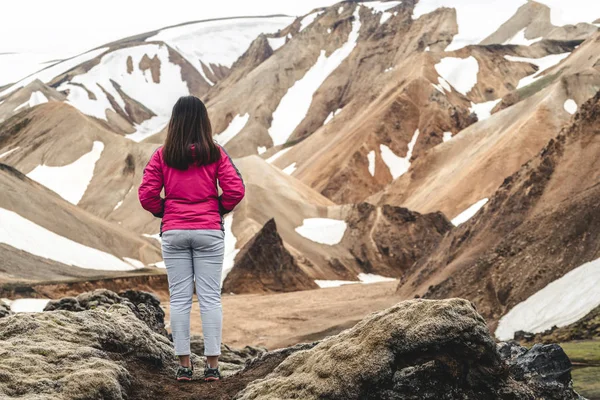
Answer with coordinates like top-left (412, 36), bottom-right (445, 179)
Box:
top-left (161, 229), bottom-right (224, 357)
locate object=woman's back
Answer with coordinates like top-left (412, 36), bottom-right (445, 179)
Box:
top-left (140, 145), bottom-right (244, 232)
top-left (139, 95), bottom-right (245, 233)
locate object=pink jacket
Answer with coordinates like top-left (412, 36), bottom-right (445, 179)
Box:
top-left (138, 146), bottom-right (245, 232)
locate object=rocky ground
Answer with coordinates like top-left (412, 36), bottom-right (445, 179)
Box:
top-left (0, 291), bottom-right (586, 399)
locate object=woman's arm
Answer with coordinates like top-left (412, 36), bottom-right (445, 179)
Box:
top-left (217, 146), bottom-right (245, 215)
top-left (138, 148), bottom-right (165, 218)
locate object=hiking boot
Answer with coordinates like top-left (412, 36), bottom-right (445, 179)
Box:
top-left (204, 366), bottom-right (221, 382)
top-left (176, 365), bottom-right (193, 381)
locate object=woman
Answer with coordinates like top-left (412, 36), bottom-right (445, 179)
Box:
top-left (139, 96), bottom-right (245, 382)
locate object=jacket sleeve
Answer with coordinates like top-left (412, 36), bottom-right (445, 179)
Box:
top-left (217, 146), bottom-right (245, 215)
top-left (138, 148), bottom-right (165, 218)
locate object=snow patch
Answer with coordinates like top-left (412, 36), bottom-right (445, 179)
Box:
top-left (0, 52), bottom-right (69, 87)
top-left (338, 6), bottom-right (344, 14)
top-left (360, 1), bottom-right (402, 24)
top-left (412, 0), bottom-right (529, 51)
top-left (221, 214), bottom-right (240, 284)
top-left (452, 198), bottom-right (489, 226)
top-left (114, 200), bottom-right (124, 211)
top-left (267, 36), bottom-right (287, 51)
top-left (257, 146), bottom-right (267, 155)
top-left (0, 147), bottom-right (19, 159)
top-left (315, 280), bottom-right (358, 288)
top-left (268, 7), bottom-right (361, 146)
top-left (324, 108), bottom-right (342, 125)
top-left (380, 129), bottom-right (420, 179)
top-left (147, 17), bottom-right (292, 73)
top-left (504, 53), bottom-right (570, 89)
top-left (58, 44), bottom-right (189, 121)
top-left (362, 1), bottom-right (402, 13)
top-left (367, 150), bottom-right (376, 176)
top-left (127, 116), bottom-right (170, 143)
top-left (9, 299), bottom-right (50, 313)
top-left (295, 218), bottom-right (347, 245)
top-left (534, 0), bottom-right (600, 27)
top-left (214, 114), bottom-right (250, 146)
top-left (315, 273), bottom-right (396, 288)
top-left (0, 208), bottom-right (136, 271)
top-left (27, 141), bottom-right (104, 205)
top-left (143, 233), bottom-right (162, 244)
top-left (14, 91), bottom-right (49, 112)
top-left (443, 132), bottom-right (453, 142)
top-left (266, 147), bottom-right (293, 164)
top-left (564, 99), bottom-right (577, 115)
top-left (380, 12), bottom-right (394, 24)
top-left (282, 162), bottom-right (297, 175)
top-left (435, 57), bottom-right (479, 96)
top-left (123, 258), bottom-right (145, 269)
top-left (358, 273), bottom-right (396, 283)
top-left (0, 48), bottom-right (108, 98)
top-left (470, 99), bottom-right (501, 121)
top-left (153, 261), bottom-right (166, 269)
top-left (503, 28), bottom-right (543, 46)
top-left (496, 257), bottom-right (600, 341)
top-left (299, 11), bottom-right (323, 32)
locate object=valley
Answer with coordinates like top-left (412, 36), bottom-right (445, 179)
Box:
top-left (1, 1), bottom-right (599, 398)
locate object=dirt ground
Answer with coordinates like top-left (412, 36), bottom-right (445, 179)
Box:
top-left (163, 281), bottom-right (402, 349)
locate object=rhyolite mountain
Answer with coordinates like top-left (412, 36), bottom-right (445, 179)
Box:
top-left (0, 0), bottom-right (599, 352)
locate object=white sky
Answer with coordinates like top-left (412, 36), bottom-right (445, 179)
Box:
top-left (0, 0), bottom-right (341, 55)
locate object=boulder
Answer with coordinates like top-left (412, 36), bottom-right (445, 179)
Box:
top-left (0, 298), bottom-right (583, 399)
top-left (0, 299), bottom-right (12, 318)
top-left (44, 289), bottom-right (168, 337)
top-left (223, 219), bottom-right (318, 294)
top-left (236, 298), bottom-right (582, 400)
top-left (498, 342), bottom-right (581, 400)
top-left (0, 305), bottom-right (175, 399)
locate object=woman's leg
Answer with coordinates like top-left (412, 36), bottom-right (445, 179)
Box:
top-left (162, 230), bottom-right (194, 367)
top-left (190, 230), bottom-right (225, 368)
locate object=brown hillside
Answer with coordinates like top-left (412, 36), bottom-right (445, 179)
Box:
top-left (396, 90), bottom-right (600, 331)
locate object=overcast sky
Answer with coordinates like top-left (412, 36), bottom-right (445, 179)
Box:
top-left (1, 0), bottom-right (341, 55)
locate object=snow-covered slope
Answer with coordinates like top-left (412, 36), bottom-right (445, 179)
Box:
top-left (0, 208), bottom-right (136, 271)
top-left (0, 48), bottom-right (108, 98)
top-left (413, 0), bottom-right (600, 50)
top-left (496, 257), bottom-right (600, 340)
top-left (0, 52), bottom-right (69, 87)
top-left (147, 16), bottom-right (292, 86)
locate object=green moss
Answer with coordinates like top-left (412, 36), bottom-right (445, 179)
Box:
top-left (560, 340), bottom-right (600, 364)
top-left (559, 341), bottom-right (600, 399)
top-left (572, 367), bottom-right (600, 400)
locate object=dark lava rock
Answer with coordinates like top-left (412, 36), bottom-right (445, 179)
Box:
top-left (222, 218), bottom-right (318, 294)
top-left (44, 289), bottom-right (167, 337)
top-left (0, 300), bottom-right (12, 318)
top-left (498, 341), bottom-right (581, 400)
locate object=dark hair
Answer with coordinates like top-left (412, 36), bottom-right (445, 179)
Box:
top-left (163, 96), bottom-right (221, 170)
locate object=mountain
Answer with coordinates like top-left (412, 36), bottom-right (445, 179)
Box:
top-left (1, 0), bottom-right (599, 348)
top-left (0, 16), bottom-right (293, 139)
top-left (0, 163), bottom-right (161, 283)
top-left (1, 1), bottom-right (600, 397)
top-left (396, 91), bottom-right (600, 340)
